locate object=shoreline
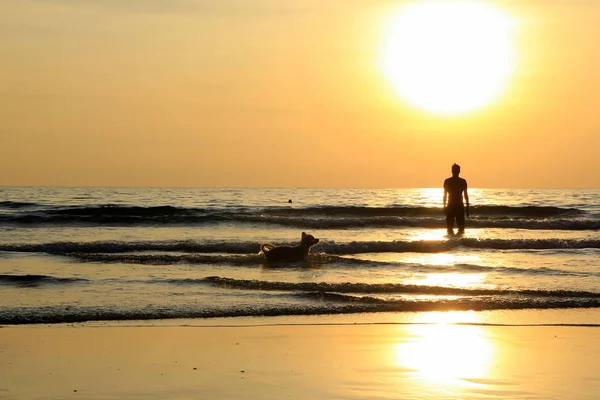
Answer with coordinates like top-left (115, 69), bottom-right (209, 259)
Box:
top-left (4, 308), bottom-right (600, 329)
top-left (2, 321), bottom-right (600, 399)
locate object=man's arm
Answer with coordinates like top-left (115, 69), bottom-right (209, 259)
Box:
top-left (443, 182), bottom-right (448, 214)
top-left (464, 181), bottom-right (470, 217)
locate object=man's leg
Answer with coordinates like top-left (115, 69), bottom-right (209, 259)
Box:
top-left (456, 209), bottom-right (465, 234)
top-left (446, 213), bottom-right (454, 234)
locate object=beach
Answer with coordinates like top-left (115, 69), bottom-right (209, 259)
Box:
top-left (2, 187), bottom-right (600, 398)
top-left (2, 316), bottom-right (600, 400)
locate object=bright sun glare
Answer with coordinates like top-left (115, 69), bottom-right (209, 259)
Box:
top-left (395, 323), bottom-right (494, 386)
top-left (381, 1), bottom-right (517, 115)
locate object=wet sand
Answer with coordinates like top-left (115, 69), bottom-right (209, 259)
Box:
top-left (1, 321), bottom-right (599, 399)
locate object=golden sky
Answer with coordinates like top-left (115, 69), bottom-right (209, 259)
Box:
top-left (1, 0), bottom-right (599, 188)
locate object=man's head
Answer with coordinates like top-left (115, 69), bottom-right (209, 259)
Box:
top-left (451, 163), bottom-right (461, 176)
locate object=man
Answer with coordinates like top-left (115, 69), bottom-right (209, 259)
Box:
top-left (443, 163), bottom-right (469, 235)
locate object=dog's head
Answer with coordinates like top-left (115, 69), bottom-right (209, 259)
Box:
top-left (301, 232), bottom-right (319, 247)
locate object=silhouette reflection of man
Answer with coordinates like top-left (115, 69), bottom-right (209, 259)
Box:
top-left (443, 163), bottom-right (469, 235)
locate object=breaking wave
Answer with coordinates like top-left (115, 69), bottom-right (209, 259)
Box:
top-left (203, 276), bottom-right (600, 297)
top-left (0, 201), bottom-right (40, 209)
top-left (55, 253), bottom-right (593, 278)
top-left (0, 274), bottom-right (88, 287)
top-left (3, 296), bottom-right (600, 325)
top-left (1, 204), bottom-right (595, 230)
top-left (67, 253), bottom-right (266, 266)
top-left (3, 238), bottom-right (600, 257)
top-left (0, 240), bottom-right (261, 254)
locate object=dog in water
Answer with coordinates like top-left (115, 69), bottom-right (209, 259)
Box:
top-left (260, 232), bottom-right (320, 262)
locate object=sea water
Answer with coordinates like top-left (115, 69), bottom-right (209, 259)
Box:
top-left (1, 187), bottom-right (600, 325)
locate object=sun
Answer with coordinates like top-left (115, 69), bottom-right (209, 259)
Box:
top-left (381, 1), bottom-right (517, 115)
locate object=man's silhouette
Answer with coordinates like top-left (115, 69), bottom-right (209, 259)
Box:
top-left (443, 163), bottom-right (469, 235)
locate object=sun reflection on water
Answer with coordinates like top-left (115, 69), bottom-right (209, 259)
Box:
top-left (400, 252), bottom-right (489, 288)
top-left (408, 272), bottom-right (485, 288)
top-left (406, 253), bottom-right (482, 267)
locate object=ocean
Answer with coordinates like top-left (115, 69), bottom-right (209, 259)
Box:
top-left (1, 186), bottom-right (600, 326)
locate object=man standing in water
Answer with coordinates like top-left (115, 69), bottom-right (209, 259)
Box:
top-left (443, 163), bottom-right (470, 235)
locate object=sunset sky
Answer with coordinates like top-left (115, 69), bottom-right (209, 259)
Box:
top-left (1, 0), bottom-right (599, 188)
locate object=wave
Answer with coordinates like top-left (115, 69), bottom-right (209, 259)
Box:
top-left (321, 238), bottom-right (600, 253)
top-left (0, 240), bottom-right (260, 254)
top-left (3, 238), bottom-right (600, 256)
top-left (202, 276), bottom-right (600, 298)
top-left (0, 201), bottom-right (40, 209)
top-left (0, 203), bottom-right (583, 217)
top-left (58, 253), bottom-right (592, 278)
top-left (67, 253), bottom-right (266, 266)
top-left (63, 252), bottom-right (367, 266)
top-left (0, 204), bottom-right (594, 230)
top-left (3, 296), bottom-right (600, 325)
top-left (270, 205), bottom-right (583, 218)
top-left (432, 263), bottom-right (589, 277)
top-left (0, 274), bottom-right (88, 287)
top-left (294, 292), bottom-right (600, 310)
top-left (0, 204), bottom-right (212, 224)
top-left (3, 214), bottom-right (597, 230)
top-left (241, 216), bottom-right (600, 230)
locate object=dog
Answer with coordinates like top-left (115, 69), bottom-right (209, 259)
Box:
top-left (260, 232), bottom-right (320, 262)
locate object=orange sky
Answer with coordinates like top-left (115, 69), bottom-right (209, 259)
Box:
top-left (1, 0), bottom-right (599, 188)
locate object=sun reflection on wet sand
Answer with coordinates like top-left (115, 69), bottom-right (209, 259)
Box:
top-left (393, 312), bottom-right (494, 389)
top-left (411, 310), bottom-right (482, 324)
